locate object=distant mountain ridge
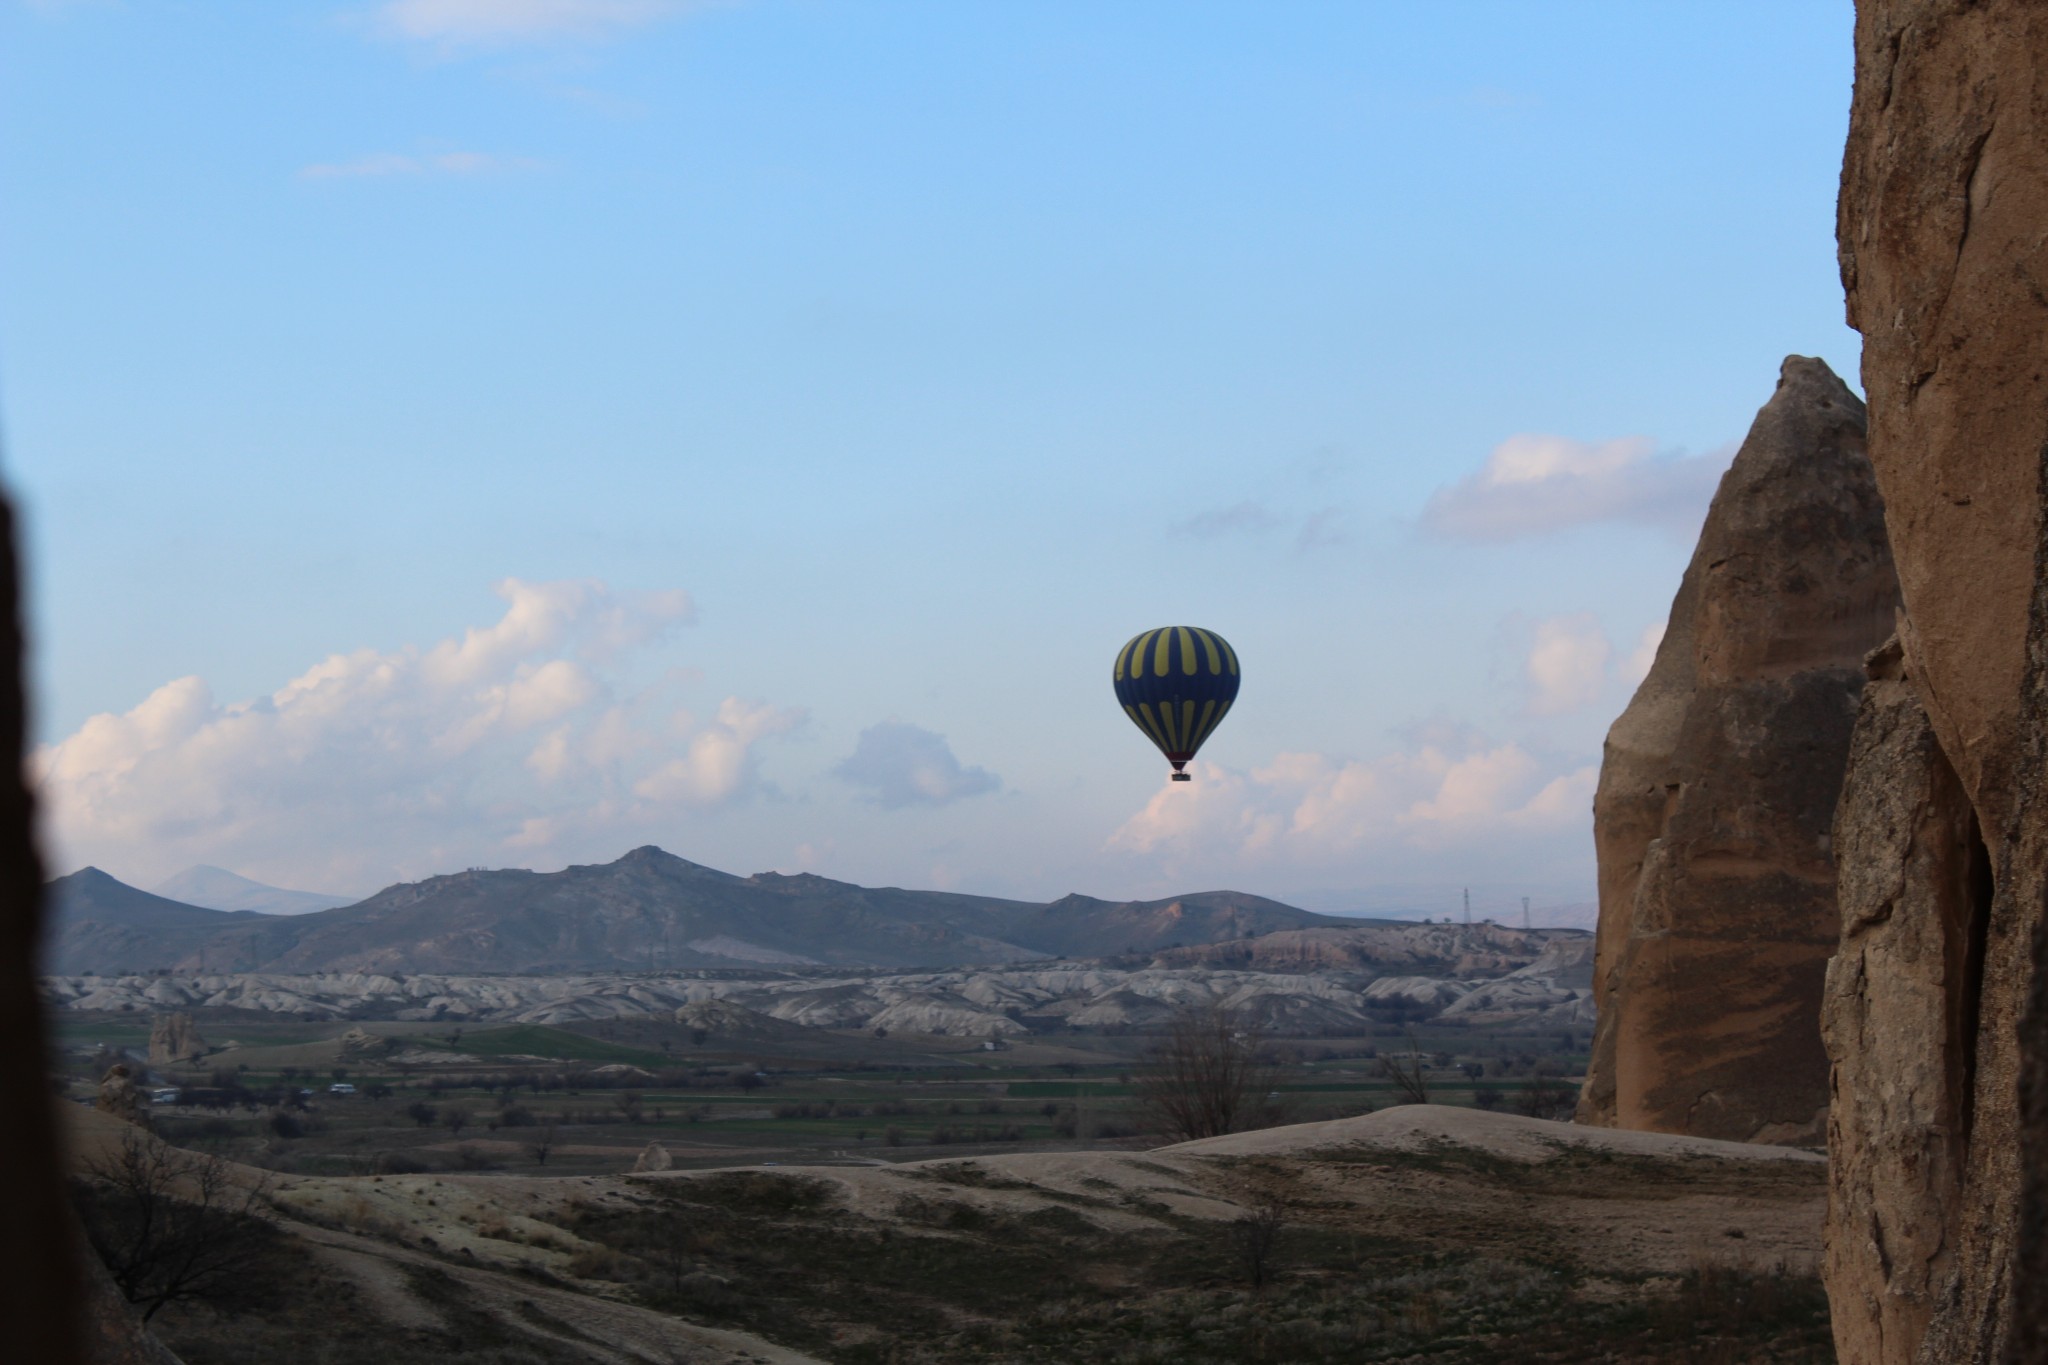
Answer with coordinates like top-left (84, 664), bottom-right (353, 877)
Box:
top-left (43, 845), bottom-right (1352, 976)
top-left (151, 864), bottom-right (351, 915)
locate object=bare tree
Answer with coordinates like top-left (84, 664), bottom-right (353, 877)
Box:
top-left (72, 1129), bottom-right (277, 1321)
top-left (1378, 1029), bottom-right (1431, 1105)
top-left (1514, 1065), bottom-right (1576, 1121)
top-left (1133, 1003), bottom-right (1280, 1142)
top-left (526, 1123), bottom-right (560, 1166)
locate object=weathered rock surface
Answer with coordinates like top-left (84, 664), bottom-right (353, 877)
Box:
top-left (147, 1011), bottom-right (205, 1066)
top-left (80, 1252), bottom-right (185, 1365)
top-left (1822, 639), bottom-right (1981, 1365)
top-left (632, 1141), bottom-right (673, 1173)
top-left (1830, 4), bottom-right (2048, 1361)
top-left (1578, 355), bottom-right (1898, 1145)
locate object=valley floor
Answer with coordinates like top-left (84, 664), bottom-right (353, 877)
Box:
top-left (69, 1105), bottom-right (1833, 1365)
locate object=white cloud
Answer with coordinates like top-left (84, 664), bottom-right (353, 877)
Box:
top-left (1108, 735), bottom-right (1596, 867)
top-left (377, 0), bottom-right (691, 45)
top-left (35, 578), bottom-right (789, 891)
top-left (1421, 434), bottom-right (1730, 540)
top-left (1524, 613), bottom-right (1612, 715)
top-left (634, 698), bottom-right (803, 804)
top-left (298, 151), bottom-right (544, 181)
top-left (1622, 622), bottom-right (1666, 686)
top-left (833, 723), bottom-right (1001, 809)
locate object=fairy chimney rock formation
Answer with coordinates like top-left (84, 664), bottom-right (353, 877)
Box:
top-left (147, 1011), bottom-right (205, 1066)
top-left (633, 1141), bottom-right (673, 1173)
top-left (1577, 355), bottom-right (1898, 1145)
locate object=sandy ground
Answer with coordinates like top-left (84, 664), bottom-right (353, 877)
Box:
top-left (1163, 1102), bottom-right (1824, 1162)
top-left (292, 1221), bottom-right (821, 1364)
top-left (65, 1102), bottom-right (1828, 1359)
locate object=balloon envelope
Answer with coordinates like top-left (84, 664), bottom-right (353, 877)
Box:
top-left (1112, 626), bottom-right (1240, 780)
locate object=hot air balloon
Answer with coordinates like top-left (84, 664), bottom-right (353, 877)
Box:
top-left (1112, 626), bottom-right (1240, 780)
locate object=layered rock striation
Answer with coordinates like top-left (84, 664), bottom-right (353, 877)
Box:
top-left (1827, 4), bottom-right (2048, 1361)
top-left (1578, 355), bottom-right (1898, 1145)
top-left (1822, 639), bottom-right (1982, 1365)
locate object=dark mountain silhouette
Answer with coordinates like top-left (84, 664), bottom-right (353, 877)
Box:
top-left (44, 846), bottom-right (1346, 975)
top-left (45, 867), bottom-right (274, 974)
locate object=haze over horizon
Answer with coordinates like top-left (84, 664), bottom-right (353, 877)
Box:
top-left (1, 1), bottom-right (1857, 914)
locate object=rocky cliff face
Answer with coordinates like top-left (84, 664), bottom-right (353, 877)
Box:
top-left (1822, 639), bottom-right (1981, 1365)
top-left (1577, 355), bottom-right (1898, 1145)
top-left (1829, 4), bottom-right (2048, 1361)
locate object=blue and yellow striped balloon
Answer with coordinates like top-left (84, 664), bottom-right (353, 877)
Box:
top-left (1112, 626), bottom-right (1240, 781)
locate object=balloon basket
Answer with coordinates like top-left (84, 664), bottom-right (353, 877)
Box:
top-left (1171, 772), bottom-right (1191, 782)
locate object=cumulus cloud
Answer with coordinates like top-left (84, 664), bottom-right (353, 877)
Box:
top-left (1421, 434), bottom-right (1730, 541)
top-left (833, 723), bottom-right (1000, 809)
top-left (299, 151), bottom-right (544, 181)
top-left (35, 578), bottom-right (797, 891)
top-left (378, 0), bottom-right (693, 45)
top-left (1524, 613), bottom-right (1612, 715)
top-left (1108, 735), bottom-right (1596, 865)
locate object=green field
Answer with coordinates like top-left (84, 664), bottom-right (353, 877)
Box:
top-left (442, 1024), bottom-right (674, 1067)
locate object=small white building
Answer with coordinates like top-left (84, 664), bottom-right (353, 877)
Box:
top-left (150, 1087), bottom-right (181, 1105)
top-left (328, 1082), bottom-right (356, 1096)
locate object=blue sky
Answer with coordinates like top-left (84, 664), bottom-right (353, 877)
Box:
top-left (2, 0), bottom-right (1859, 916)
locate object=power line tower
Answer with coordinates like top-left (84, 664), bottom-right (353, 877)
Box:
top-left (1522, 896), bottom-right (1531, 931)
top-left (1462, 888), bottom-right (1471, 925)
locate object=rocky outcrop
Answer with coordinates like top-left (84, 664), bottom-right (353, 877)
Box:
top-left (1822, 640), bottom-right (1980, 1365)
top-left (147, 1011), bottom-right (205, 1066)
top-left (1578, 356), bottom-right (1898, 1145)
top-left (1828, 5), bottom-right (2048, 1361)
top-left (95, 1063), bottom-right (147, 1126)
top-left (337, 1026), bottom-right (397, 1060)
top-left (632, 1141), bottom-right (672, 1173)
